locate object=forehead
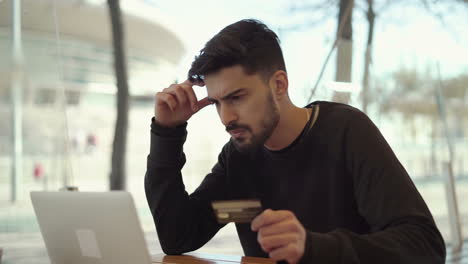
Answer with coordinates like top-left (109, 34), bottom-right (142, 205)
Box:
top-left (204, 65), bottom-right (266, 99)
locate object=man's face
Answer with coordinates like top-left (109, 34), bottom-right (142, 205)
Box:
top-left (204, 65), bottom-right (280, 153)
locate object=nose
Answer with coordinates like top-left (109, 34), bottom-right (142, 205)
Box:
top-left (218, 104), bottom-right (238, 127)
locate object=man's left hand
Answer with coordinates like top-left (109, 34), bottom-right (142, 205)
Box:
top-left (251, 209), bottom-right (306, 264)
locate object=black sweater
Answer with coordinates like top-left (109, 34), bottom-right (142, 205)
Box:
top-left (145, 101), bottom-right (446, 263)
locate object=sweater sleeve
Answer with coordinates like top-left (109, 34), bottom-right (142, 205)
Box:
top-left (144, 119), bottom-right (229, 255)
top-left (299, 109), bottom-right (446, 264)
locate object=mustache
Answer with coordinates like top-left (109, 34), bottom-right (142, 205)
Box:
top-left (226, 123), bottom-right (250, 132)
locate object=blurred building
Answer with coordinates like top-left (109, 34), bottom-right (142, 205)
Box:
top-left (0, 0), bottom-right (187, 199)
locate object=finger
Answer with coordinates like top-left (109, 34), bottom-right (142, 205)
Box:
top-left (179, 83), bottom-right (199, 111)
top-left (156, 92), bottom-right (177, 111)
top-left (185, 77), bottom-right (205, 87)
top-left (181, 79), bottom-right (194, 86)
top-left (258, 233), bottom-right (297, 252)
top-left (258, 218), bottom-right (301, 237)
top-left (172, 87), bottom-right (188, 106)
top-left (165, 83), bottom-right (179, 92)
top-left (196, 97), bottom-right (212, 111)
top-left (251, 209), bottom-right (293, 231)
top-left (268, 244), bottom-right (300, 264)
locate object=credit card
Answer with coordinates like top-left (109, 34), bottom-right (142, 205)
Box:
top-left (211, 199), bottom-right (263, 224)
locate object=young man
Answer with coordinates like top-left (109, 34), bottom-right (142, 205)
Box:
top-left (145, 19), bottom-right (445, 263)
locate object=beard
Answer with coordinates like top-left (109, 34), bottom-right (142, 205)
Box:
top-left (227, 90), bottom-right (280, 154)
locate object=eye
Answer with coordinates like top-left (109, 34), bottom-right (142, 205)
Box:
top-left (208, 100), bottom-right (218, 106)
top-left (230, 95), bottom-right (242, 102)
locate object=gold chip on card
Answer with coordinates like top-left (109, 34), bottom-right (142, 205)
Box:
top-left (211, 199), bottom-right (263, 224)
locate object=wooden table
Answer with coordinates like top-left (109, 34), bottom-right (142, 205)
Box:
top-left (152, 253), bottom-right (275, 264)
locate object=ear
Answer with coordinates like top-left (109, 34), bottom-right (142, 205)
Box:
top-left (269, 70), bottom-right (288, 100)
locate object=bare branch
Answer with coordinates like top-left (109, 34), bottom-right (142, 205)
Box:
top-left (354, 0), bottom-right (367, 12)
top-left (374, 0), bottom-right (398, 15)
top-left (288, 0), bottom-right (337, 12)
top-left (282, 0), bottom-right (338, 31)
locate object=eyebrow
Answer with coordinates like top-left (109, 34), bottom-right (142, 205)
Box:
top-left (207, 88), bottom-right (245, 104)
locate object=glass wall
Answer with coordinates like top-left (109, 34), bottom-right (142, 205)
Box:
top-left (0, 0), bottom-right (67, 263)
top-left (0, 0), bottom-right (186, 262)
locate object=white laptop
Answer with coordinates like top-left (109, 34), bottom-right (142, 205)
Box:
top-left (30, 191), bottom-right (154, 264)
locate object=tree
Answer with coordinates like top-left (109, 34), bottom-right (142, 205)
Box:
top-left (295, 0), bottom-right (355, 102)
top-left (108, 0), bottom-right (129, 190)
top-left (360, 0), bottom-right (375, 113)
top-left (298, 0), bottom-right (356, 103)
top-left (360, 0), bottom-right (468, 113)
top-left (291, 0), bottom-right (466, 109)
top-left (377, 67), bottom-right (468, 179)
top-left (332, 0), bottom-right (355, 104)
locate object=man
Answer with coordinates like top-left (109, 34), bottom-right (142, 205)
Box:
top-left (145, 19), bottom-right (445, 263)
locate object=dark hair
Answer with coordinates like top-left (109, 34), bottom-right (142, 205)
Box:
top-left (188, 19), bottom-right (286, 83)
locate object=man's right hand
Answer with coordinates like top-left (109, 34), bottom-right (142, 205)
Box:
top-left (154, 79), bottom-right (211, 128)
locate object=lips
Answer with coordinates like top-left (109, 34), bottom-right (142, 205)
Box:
top-left (229, 129), bottom-right (245, 138)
